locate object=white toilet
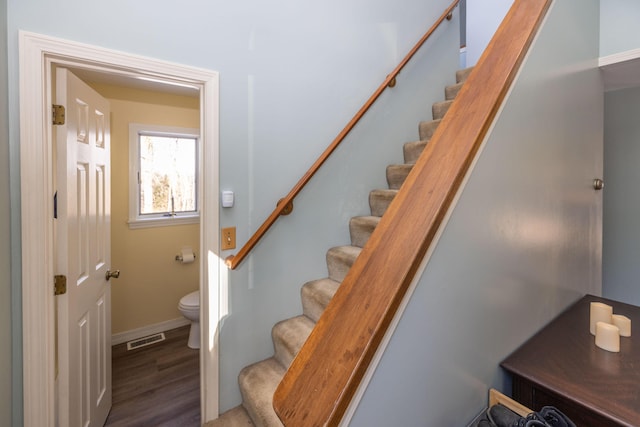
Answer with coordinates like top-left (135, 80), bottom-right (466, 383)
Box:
top-left (178, 290), bottom-right (200, 349)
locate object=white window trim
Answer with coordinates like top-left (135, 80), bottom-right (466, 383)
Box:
top-left (128, 123), bottom-right (201, 229)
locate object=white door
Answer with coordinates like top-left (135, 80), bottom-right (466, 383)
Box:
top-left (55, 68), bottom-right (113, 427)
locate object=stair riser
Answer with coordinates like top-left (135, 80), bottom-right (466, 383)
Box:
top-left (387, 164), bottom-right (413, 190)
top-left (445, 82), bottom-right (464, 100)
top-left (301, 279), bottom-right (339, 323)
top-left (349, 216), bottom-right (380, 248)
top-left (238, 360), bottom-right (285, 427)
top-left (369, 190), bottom-right (398, 217)
top-left (272, 317), bottom-right (313, 369)
top-left (419, 119), bottom-right (441, 141)
top-left (326, 246), bottom-right (361, 283)
top-left (403, 140), bottom-right (428, 164)
top-left (432, 100), bottom-right (453, 120)
top-left (456, 66), bottom-right (473, 83)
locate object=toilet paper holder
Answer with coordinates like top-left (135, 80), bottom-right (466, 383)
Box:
top-left (175, 253), bottom-right (197, 262)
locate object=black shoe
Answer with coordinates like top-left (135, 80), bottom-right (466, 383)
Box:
top-left (487, 404), bottom-right (522, 427)
top-left (537, 406), bottom-right (576, 427)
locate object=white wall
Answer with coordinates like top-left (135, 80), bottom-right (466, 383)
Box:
top-left (466, 0), bottom-right (513, 66)
top-left (350, 0), bottom-right (603, 424)
top-left (600, 0), bottom-right (640, 56)
top-left (603, 87), bottom-right (640, 306)
top-left (6, 0), bottom-right (461, 415)
top-left (0, 0), bottom-right (13, 424)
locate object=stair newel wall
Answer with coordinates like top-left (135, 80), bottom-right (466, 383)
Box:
top-left (215, 1), bottom-right (462, 416)
top-left (273, 1), bottom-right (555, 426)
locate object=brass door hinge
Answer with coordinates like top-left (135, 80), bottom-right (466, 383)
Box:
top-left (54, 275), bottom-right (67, 295)
top-left (52, 104), bottom-right (66, 125)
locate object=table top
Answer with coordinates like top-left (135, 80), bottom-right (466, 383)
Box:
top-left (501, 294), bottom-right (640, 426)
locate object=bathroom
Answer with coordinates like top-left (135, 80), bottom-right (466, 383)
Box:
top-left (74, 70), bottom-right (200, 366)
top-left (96, 78), bottom-right (200, 345)
top-left (84, 75), bottom-right (202, 351)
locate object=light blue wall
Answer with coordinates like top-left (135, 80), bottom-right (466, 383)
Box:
top-left (465, 0), bottom-right (512, 66)
top-left (600, 0), bottom-right (640, 56)
top-left (350, 0), bottom-right (603, 425)
top-left (1, 0), bottom-right (13, 425)
top-left (6, 0), bottom-right (460, 415)
top-left (603, 87), bottom-right (640, 306)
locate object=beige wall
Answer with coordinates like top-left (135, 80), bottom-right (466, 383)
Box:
top-left (90, 83), bottom-right (200, 335)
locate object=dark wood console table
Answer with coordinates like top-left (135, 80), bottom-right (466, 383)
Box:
top-left (501, 295), bottom-right (640, 426)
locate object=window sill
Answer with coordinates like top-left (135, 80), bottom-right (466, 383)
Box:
top-left (128, 215), bottom-right (200, 230)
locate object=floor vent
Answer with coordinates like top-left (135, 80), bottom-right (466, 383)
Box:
top-left (126, 332), bottom-right (166, 351)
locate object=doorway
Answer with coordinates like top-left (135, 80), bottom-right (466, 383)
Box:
top-left (19, 31), bottom-right (221, 426)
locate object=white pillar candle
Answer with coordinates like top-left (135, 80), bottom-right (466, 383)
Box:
top-left (612, 314), bottom-right (632, 337)
top-left (590, 302), bottom-right (613, 335)
top-left (595, 321), bottom-right (620, 352)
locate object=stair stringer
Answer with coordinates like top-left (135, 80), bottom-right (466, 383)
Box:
top-left (203, 67), bottom-right (474, 427)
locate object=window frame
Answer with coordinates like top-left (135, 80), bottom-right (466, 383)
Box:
top-left (128, 123), bottom-right (201, 229)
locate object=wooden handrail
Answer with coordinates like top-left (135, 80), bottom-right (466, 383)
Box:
top-left (225, 0), bottom-right (460, 270)
top-left (273, 0), bottom-right (552, 426)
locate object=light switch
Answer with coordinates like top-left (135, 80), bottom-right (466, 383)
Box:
top-left (221, 227), bottom-right (236, 250)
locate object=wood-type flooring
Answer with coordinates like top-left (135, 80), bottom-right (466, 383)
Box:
top-left (104, 325), bottom-right (200, 427)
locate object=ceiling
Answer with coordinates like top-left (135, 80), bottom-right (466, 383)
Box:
top-left (68, 66), bottom-right (200, 98)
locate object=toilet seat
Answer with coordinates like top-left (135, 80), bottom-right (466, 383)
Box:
top-left (179, 290), bottom-right (199, 309)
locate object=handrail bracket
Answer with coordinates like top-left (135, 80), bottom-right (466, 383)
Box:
top-left (277, 198), bottom-right (294, 216)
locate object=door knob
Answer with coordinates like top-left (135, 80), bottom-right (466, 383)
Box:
top-left (105, 269), bottom-right (120, 281)
top-left (593, 178), bottom-right (604, 191)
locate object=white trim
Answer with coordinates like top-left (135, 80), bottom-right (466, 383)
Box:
top-left (111, 317), bottom-right (190, 346)
top-left (599, 48), bottom-right (640, 92)
top-left (127, 215), bottom-right (200, 229)
top-left (19, 31), bottom-right (221, 426)
top-left (598, 47), bottom-right (640, 67)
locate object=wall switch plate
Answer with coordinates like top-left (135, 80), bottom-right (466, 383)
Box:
top-left (221, 227), bottom-right (236, 250)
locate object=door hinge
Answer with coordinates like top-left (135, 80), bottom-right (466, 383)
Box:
top-left (52, 104), bottom-right (66, 125)
top-left (54, 275), bottom-right (67, 295)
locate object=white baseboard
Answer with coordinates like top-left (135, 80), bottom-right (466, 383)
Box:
top-left (111, 317), bottom-right (190, 346)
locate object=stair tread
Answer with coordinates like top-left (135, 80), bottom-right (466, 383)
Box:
top-left (272, 315), bottom-right (315, 369)
top-left (239, 358), bottom-right (286, 427)
top-left (203, 405), bottom-right (255, 427)
top-left (301, 278), bottom-right (341, 322)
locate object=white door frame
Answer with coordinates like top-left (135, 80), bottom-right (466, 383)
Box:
top-left (18, 31), bottom-right (221, 426)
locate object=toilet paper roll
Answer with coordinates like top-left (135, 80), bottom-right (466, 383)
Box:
top-left (590, 302), bottom-right (613, 335)
top-left (180, 247), bottom-right (195, 264)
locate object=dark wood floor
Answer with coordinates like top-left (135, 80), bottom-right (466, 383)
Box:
top-left (104, 325), bottom-right (200, 427)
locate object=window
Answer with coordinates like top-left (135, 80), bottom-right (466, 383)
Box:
top-left (129, 124), bottom-right (200, 228)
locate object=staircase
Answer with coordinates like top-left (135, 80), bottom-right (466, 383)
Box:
top-left (204, 66), bottom-right (474, 427)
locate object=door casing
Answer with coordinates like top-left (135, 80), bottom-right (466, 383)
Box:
top-left (18, 31), bottom-right (221, 426)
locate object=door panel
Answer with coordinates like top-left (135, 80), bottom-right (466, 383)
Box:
top-left (56, 68), bottom-right (112, 427)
